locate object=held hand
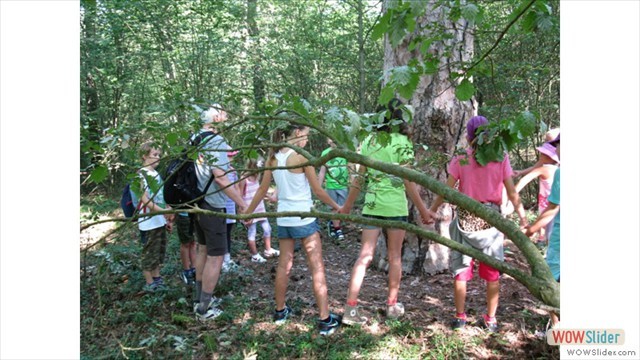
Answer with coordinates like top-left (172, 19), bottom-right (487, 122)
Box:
top-left (523, 225), bottom-right (533, 237)
top-left (338, 206), bottom-right (351, 215)
top-left (166, 222), bottom-right (173, 233)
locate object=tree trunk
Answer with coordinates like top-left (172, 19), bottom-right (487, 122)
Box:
top-left (247, 0), bottom-right (265, 109)
top-left (375, 0), bottom-right (476, 275)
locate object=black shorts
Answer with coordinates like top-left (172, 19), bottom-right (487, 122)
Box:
top-left (195, 203), bottom-right (227, 256)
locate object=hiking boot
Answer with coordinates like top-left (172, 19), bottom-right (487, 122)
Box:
top-left (479, 315), bottom-right (499, 333)
top-left (335, 228), bottom-right (345, 241)
top-left (273, 304), bottom-right (293, 325)
top-left (317, 313), bottom-right (342, 336)
top-left (451, 317), bottom-right (467, 330)
top-left (251, 254), bottom-right (267, 263)
top-left (193, 297), bottom-right (223, 313)
top-left (263, 248), bottom-right (280, 258)
top-left (195, 306), bottom-right (223, 322)
top-left (386, 302), bottom-right (405, 319)
top-left (343, 305), bottom-right (367, 326)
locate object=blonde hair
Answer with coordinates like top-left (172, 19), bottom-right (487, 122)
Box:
top-left (139, 141), bottom-right (157, 158)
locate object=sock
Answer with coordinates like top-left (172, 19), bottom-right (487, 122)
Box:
top-left (319, 316), bottom-right (332, 323)
top-left (275, 305), bottom-right (287, 313)
top-left (198, 291), bottom-right (213, 314)
top-left (153, 276), bottom-right (163, 285)
top-left (483, 314), bottom-right (497, 323)
top-left (224, 253), bottom-right (231, 262)
top-left (195, 281), bottom-right (202, 301)
top-left (346, 300), bottom-right (358, 307)
top-left (456, 312), bottom-right (467, 320)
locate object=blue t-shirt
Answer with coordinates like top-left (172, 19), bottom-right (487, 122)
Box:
top-left (546, 168), bottom-right (560, 281)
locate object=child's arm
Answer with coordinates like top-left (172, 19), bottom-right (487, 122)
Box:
top-left (525, 203), bottom-right (559, 236)
top-left (340, 164), bottom-right (367, 214)
top-left (428, 175), bottom-right (457, 214)
top-left (317, 165), bottom-right (327, 187)
top-left (404, 180), bottom-right (438, 224)
top-left (304, 165), bottom-right (340, 211)
top-left (513, 159), bottom-right (545, 178)
top-left (504, 177), bottom-right (528, 227)
top-left (515, 166), bottom-right (545, 192)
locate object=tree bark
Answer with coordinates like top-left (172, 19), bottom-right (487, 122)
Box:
top-left (247, 0), bottom-right (265, 109)
top-left (376, 0), bottom-right (476, 275)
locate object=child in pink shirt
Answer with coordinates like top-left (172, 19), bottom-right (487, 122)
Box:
top-left (429, 116), bottom-right (527, 332)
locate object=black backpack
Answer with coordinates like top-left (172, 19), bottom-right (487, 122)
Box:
top-left (164, 131), bottom-right (216, 208)
top-left (120, 183), bottom-right (137, 219)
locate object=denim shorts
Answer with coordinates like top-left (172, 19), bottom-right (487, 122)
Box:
top-left (277, 221), bottom-right (320, 240)
top-left (361, 214), bottom-right (408, 230)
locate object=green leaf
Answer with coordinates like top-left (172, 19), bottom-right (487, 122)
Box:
top-left (424, 57), bottom-right (439, 74)
top-left (378, 85), bottom-right (395, 105)
top-left (419, 39), bottom-right (434, 55)
top-left (88, 165), bottom-right (109, 184)
top-left (166, 132), bottom-right (179, 146)
top-left (461, 4), bottom-right (479, 24)
top-left (455, 79), bottom-right (475, 101)
top-left (397, 71), bottom-right (420, 99)
top-left (390, 66), bottom-right (411, 86)
top-left (389, 11), bottom-right (408, 47)
top-left (324, 106), bottom-right (343, 123)
top-left (371, 11), bottom-right (391, 41)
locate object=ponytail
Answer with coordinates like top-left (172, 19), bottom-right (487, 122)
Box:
top-left (268, 124), bottom-right (307, 162)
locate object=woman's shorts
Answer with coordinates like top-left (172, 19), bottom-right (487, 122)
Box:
top-left (361, 214), bottom-right (408, 230)
top-left (277, 221), bottom-right (319, 240)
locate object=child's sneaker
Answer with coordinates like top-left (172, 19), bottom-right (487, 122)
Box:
top-left (180, 270), bottom-right (193, 285)
top-left (335, 228), bottom-right (345, 241)
top-left (195, 306), bottom-right (223, 322)
top-left (143, 282), bottom-right (158, 293)
top-left (386, 302), bottom-right (405, 319)
top-left (263, 248), bottom-right (280, 258)
top-left (273, 304), bottom-right (293, 324)
top-left (479, 314), bottom-right (499, 333)
top-left (328, 223), bottom-right (337, 239)
top-left (451, 317), bottom-right (467, 330)
top-left (251, 254), bottom-right (267, 263)
top-left (343, 305), bottom-right (367, 325)
top-left (317, 313), bottom-right (342, 336)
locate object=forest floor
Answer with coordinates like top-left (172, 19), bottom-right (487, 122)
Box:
top-left (80, 197), bottom-right (558, 359)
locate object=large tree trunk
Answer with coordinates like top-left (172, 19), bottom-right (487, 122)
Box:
top-left (374, 0), bottom-right (476, 275)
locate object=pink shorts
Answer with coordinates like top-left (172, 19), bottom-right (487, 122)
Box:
top-left (454, 259), bottom-right (500, 282)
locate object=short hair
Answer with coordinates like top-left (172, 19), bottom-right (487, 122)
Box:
top-left (201, 103), bottom-right (223, 124)
top-left (139, 141), bottom-right (157, 158)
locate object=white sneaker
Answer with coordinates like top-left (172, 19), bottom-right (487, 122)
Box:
top-left (195, 306), bottom-right (223, 322)
top-left (193, 297), bottom-right (223, 313)
top-left (263, 248), bottom-right (280, 258)
top-left (251, 254), bottom-right (267, 263)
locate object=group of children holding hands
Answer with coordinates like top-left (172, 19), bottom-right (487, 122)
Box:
top-left (131, 99), bottom-right (561, 335)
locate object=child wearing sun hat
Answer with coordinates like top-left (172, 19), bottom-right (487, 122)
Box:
top-left (515, 140), bottom-right (559, 246)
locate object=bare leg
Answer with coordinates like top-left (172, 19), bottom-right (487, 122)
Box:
top-left (486, 280), bottom-right (500, 318)
top-left (274, 238), bottom-right (295, 310)
top-left (143, 270), bottom-right (154, 284)
top-left (346, 228), bottom-right (381, 303)
top-left (454, 280), bottom-right (467, 314)
top-left (180, 243), bottom-right (194, 269)
top-left (385, 228), bottom-right (406, 303)
top-left (248, 240), bottom-right (259, 256)
top-left (301, 232), bottom-right (330, 319)
top-left (195, 244), bottom-right (207, 281)
top-left (188, 241), bottom-right (196, 268)
top-left (201, 255), bottom-right (224, 294)
top-left (264, 236), bottom-right (273, 251)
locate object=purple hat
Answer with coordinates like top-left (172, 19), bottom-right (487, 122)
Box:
top-left (536, 142), bottom-right (559, 163)
top-left (466, 116), bottom-right (489, 140)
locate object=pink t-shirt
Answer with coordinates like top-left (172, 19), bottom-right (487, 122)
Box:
top-left (447, 149), bottom-right (513, 205)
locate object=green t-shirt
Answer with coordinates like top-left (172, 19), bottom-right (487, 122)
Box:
top-left (321, 147), bottom-right (349, 190)
top-left (360, 133), bottom-right (414, 217)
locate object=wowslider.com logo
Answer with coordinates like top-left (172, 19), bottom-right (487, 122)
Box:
top-left (547, 329), bottom-right (625, 345)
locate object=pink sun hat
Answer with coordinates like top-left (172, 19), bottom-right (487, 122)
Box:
top-left (536, 142), bottom-right (559, 163)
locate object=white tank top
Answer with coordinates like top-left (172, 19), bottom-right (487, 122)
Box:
top-left (273, 149), bottom-right (315, 227)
